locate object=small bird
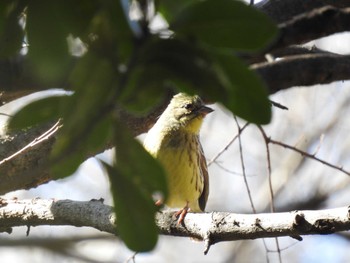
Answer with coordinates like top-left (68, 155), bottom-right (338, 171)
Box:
top-left (144, 93), bottom-right (213, 224)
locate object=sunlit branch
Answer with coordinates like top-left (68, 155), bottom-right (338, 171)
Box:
top-left (2, 198), bottom-right (350, 255)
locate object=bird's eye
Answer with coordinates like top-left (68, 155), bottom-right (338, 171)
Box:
top-left (184, 103), bottom-right (194, 110)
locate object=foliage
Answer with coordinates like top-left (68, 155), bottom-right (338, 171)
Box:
top-left (4, 0), bottom-right (277, 251)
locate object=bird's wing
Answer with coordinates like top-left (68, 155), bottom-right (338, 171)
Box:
top-left (198, 141), bottom-right (209, 211)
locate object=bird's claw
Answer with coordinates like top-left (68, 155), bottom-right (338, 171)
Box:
top-left (174, 205), bottom-right (190, 225)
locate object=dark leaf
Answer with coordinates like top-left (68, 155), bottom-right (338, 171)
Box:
top-left (102, 120), bottom-right (167, 251)
top-left (0, 1), bottom-right (25, 57)
top-left (8, 95), bottom-right (67, 130)
top-left (26, 2), bottom-right (72, 84)
top-left (51, 116), bottom-right (113, 178)
top-left (103, 162), bottom-right (158, 252)
top-left (87, 0), bottom-right (134, 63)
top-left (213, 51), bottom-right (271, 124)
top-left (50, 0), bottom-right (97, 37)
top-left (51, 53), bottom-right (117, 162)
top-left (120, 38), bottom-right (227, 112)
top-left (121, 38), bottom-right (270, 124)
top-left (155, 0), bottom-right (193, 22)
top-left (171, 0), bottom-right (278, 51)
top-left (113, 120), bottom-right (168, 200)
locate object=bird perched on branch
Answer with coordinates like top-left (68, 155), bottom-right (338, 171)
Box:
top-left (144, 93), bottom-right (213, 224)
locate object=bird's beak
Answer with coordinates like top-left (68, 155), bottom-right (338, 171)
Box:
top-left (198, 105), bottom-right (214, 116)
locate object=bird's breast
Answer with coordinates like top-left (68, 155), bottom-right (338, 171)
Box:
top-left (157, 133), bottom-right (204, 211)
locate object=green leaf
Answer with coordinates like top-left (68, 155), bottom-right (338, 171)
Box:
top-left (51, 151), bottom-right (87, 178)
top-left (155, 0), bottom-right (193, 22)
top-left (109, 0), bottom-right (134, 62)
top-left (0, 1), bottom-right (25, 57)
top-left (122, 38), bottom-right (270, 124)
top-left (49, 0), bottom-right (97, 37)
top-left (102, 162), bottom-right (157, 252)
top-left (51, 53), bottom-right (117, 162)
top-left (26, 2), bottom-right (72, 84)
top-left (103, 121), bottom-right (167, 251)
top-left (8, 95), bottom-right (68, 130)
top-left (213, 51), bottom-right (271, 124)
top-left (120, 38), bottom-right (227, 112)
top-left (114, 121), bottom-right (168, 202)
top-left (51, 116), bottom-right (113, 178)
top-left (87, 1), bottom-right (134, 64)
top-left (171, 0), bottom-right (278, 51)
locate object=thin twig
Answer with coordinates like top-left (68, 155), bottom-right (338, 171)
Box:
top-left (0, 121), bottom-right (61, 165)
top-left (258, 126), bottom-right (275, 212)
top-left (268, 137), bottom-right (350, 176)
top-left (270, 100), bottom-right (289, 110)
top-left (213, 161), bottom-right (257, 177)
top-left (233, 117), bottom-right (256, 213)
top-left (0, 112), bottom-right (13, 117)
top-left (208, 123), bottom-right (249, 166)
top-left (258, 126), bottom-right (282, 263)
top-left (125, 252), bottom-right (138, 263)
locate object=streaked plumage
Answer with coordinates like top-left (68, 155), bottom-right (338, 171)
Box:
top-left (144, 93), bottom-right (212, 218)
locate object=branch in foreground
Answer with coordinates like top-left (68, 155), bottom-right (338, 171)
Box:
top-left (1, 198), bottom-right (350, 254)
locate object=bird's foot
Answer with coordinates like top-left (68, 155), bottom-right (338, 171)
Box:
top-left (174, 204), bottom-right (190, 225)
top-left (155, 199), bottom-right (163, 206)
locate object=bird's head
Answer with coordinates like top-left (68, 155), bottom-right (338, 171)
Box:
top-left (167, 93), bottom-right (213, 133)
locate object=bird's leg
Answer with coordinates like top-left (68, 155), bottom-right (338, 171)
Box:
top-left (155, 199), bottom-right (163, 206)
top-left (174, 202), bottom-right (190, 225)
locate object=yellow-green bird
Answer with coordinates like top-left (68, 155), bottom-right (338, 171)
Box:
top-left (144, 93), bottom-right (213, 223)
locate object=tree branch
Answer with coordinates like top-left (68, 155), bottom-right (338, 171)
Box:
top-left (256, 0), bottom-right (350, 23)
top-left (251, 54), bottom-right (350, 94)
top-left (269, 6), bottom-right (350, 52)
top-left (0, 122), bottom-right (59, 194)
top-left (1, 198), bottom-right (350, 254)
top-left (244, 6), bottom-right (350, 63)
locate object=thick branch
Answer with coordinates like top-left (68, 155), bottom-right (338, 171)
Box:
top-left (269, 6), bottom-right (350, 52)
top-left (244, 6), bottom-right (350, 64)
top-left (1, 198), bottom-right (350, 254)
top-left (256, 0), bottom-right (350, 23)
top-left (0, 198), bottom-right (116, 234)
top-left (252, 54), bottom-right (350, 94)
top-left (0, 122), bottom-right (59, 194)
